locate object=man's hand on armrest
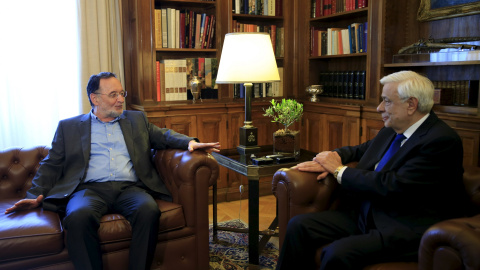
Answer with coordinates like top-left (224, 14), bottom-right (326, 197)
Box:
top-left (188, 140), bottom-right (221, 153)
top-left (4, 195), bottom-right (43, 214)
top-left (292, 161), bottom-right (329, 180)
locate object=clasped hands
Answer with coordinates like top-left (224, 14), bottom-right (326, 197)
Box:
top-left (291, 151), bottom-right (343, 180)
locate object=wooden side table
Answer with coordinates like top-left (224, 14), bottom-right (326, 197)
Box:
top-left (211, 146), bottom-right (316, 265)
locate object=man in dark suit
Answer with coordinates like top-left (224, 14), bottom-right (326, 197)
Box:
top-left (276, 71), bottom-right (464, 269)
top-left (5, 72), bottom-right (220, 270)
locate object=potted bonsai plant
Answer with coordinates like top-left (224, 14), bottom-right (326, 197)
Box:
top-left (263, 98), bottom-right (303, 157)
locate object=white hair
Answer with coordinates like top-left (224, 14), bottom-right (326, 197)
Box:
top-left (380, 71), bottom-right (434, 113)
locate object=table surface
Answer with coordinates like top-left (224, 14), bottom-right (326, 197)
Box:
top-left (211, 145), bottom-right (317, 178)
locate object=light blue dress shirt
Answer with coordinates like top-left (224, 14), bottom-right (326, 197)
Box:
top-left (84, 111), bottom-right (138, 183)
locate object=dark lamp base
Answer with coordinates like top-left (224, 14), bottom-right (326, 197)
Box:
top-left (238, 126), bottom-right (260, 155)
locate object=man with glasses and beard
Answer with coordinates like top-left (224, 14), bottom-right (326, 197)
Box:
top-left (5, 72), bottom-right (221, 270)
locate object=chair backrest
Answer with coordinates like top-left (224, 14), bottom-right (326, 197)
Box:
top-left (0, 146), bottom-right (49, 200)
top-left (462, 165), bottom-right (480, 214)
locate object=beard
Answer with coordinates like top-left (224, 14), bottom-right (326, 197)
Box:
top-left (106, 108), bottom-right (123, 118)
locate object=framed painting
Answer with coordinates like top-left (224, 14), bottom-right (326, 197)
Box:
top-left (418, 0), bottom-right (480, 21)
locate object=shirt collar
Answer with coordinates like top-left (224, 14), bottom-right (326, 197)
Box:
top-left (403, 113), bottom-right (430, 139)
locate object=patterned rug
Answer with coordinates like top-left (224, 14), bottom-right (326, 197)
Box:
top-left (209, 219), bottom-right (279, 270)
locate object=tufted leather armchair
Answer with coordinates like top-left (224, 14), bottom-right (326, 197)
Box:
top-left (272, 165), bottom-right (480, 270)
top-left (0, 146), bottom-right (218, 270)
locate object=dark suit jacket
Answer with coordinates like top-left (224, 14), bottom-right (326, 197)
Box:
top-left (26, 110), bottom-right (196, 212)
top-left (335, 111), bottom-right (464, 249)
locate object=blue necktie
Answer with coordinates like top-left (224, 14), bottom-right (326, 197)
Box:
top-left (360, 133), bottom-right (406, 231)
top-left (375, 133), bottom-right (406, 171)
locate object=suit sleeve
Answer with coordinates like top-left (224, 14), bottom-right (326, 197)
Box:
top-left (26, 121), bottom-right (66, 199)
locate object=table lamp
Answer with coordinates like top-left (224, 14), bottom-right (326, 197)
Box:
top-left (216, 32), bottom-right (280, 155)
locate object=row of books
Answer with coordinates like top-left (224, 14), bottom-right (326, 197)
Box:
top-left (317, 71), bottom-right (366, 100)
top-left (311, 0), bottom-right (368, 18)
top-left (311, 22), bottom-right (367, 56)
top-left (154, 9), bottom-right (216, 49)
top-left (233, 0), bottom-right (283, 16)
top-left (156, 58), bottom-right (218, 101)
top-left (233, 67), bottom-right (284, 98)
top-left (433, 80), bottom-right (479, 107)
top-left (231, 21), bottom-right (284, 57)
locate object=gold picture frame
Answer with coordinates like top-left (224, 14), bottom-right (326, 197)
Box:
top-left (418, 0), bottom-right (480, 21)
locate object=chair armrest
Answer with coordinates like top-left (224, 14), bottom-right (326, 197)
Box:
top-left (419, 214), bottom-right (480, 270)
top-left (154, 149), bottom-right (219, 226)
top-left (272, 168), bottom-right (339, 247)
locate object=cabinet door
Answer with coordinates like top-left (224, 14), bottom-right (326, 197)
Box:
top-left (361, 118), bottom-right (385, 143)
top-left (149, 117), bottom-right (167, 129)
top-left (301, 112), bottom-right (324, 153)
top-left (324, 114), bottom-right (360, 150)
top-left (165, 115), bottom-right (197, 137)
top-left (455, 129), bottom-right (480, 167)
top-left (196, 114), bottom-right (228, 146)
top-left (252, 110), bottom-right (281, 146)
top-left (227, 112), bottom-right (244, 149)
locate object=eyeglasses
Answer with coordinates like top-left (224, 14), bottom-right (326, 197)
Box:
top-left (94, 91), bottom-right (127, 99)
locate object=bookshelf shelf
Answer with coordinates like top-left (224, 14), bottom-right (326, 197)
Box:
top-left (434, 104), bottom-right (477, 116)
top-left (157, 0), bottom-right (216, 5)
top-left (156, 48), bottom-right (217, 52)
top-left (232, 14), bottom-right (283, 21)
top-left (384, 61), bottom-right (480, 67)
top-left (310, 52), bottom-right (367, 60)
top-left (310, 7), bottom-right (368, 22)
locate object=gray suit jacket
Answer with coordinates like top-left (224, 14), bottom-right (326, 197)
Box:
top-left (27, 110), bottom-right (196, 212)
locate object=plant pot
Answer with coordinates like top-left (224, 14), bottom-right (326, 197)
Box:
top-left (273, 130), bottom-right (300, 158)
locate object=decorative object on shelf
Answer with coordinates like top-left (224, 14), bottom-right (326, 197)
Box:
top-left (190, 76), bottom-right (201, 103)
top-left (216, 32), bottom-right (280, 155)
top-left (263, 99), bottom-right (303, 158)
top-left (418, 0), bottom-right (480, 21)
top-left (305, 85), bottom-right (323, 102)
top-left (398, 37), bottom-right (479, 54)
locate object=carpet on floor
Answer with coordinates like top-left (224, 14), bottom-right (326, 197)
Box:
top-left (209, 219), bottom-right (279, 270)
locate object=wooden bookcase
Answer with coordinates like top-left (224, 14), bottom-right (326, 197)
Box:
top-left (121, 0), bottom-right (293, 202)
top-left (379, 0), bottom-right (480, 167)
top-left (121, 0), bottom-right (480, 202)
top-left (298, 0), bottom-right (480, 167)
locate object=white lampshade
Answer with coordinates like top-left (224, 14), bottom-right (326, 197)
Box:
top-left (216, 32), bottom-right (280, 83)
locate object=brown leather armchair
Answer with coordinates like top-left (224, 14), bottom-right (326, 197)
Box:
top-left (0, 146), bottom-right (218, 270)
top-left (272, 165), bottom-right (480, 270)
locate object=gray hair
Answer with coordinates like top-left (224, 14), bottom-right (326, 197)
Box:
top-left (380, 71), bottom-right (434, 113)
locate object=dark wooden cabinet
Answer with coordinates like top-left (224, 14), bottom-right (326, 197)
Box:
top-left (301, 102), bottom-right (361, 153)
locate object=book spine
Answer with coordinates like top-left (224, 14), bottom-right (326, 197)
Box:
top-left (276, 0), bottom-right (282, 16)
top-left (156, 61), bottom-right (161, 101)
top-left (179, 59), bottom-right (188, 100)
top-left (175, 9), bottom-right (180, 48)
top-left (179, 11), bottom-right (185, 48)
top-left (195, 13), bottom-right (202, 48)
top-left (154, 9), bottom-right (162, 49)
top-left (208, 15), bottom-right (216, 48)
top-left (160, 62), bottom-right (166, 101)
top-left (161, 9), bottom-right (168, 48)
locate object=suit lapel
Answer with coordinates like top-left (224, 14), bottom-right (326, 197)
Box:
top-left (383, 112), bottom-right (438, 169)
top-left (119, 115), bottom-right (135, 160)
top-left (397, 112), bottom-right (438, 154)
top-left (78, 114), bottom-right (91, 165)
